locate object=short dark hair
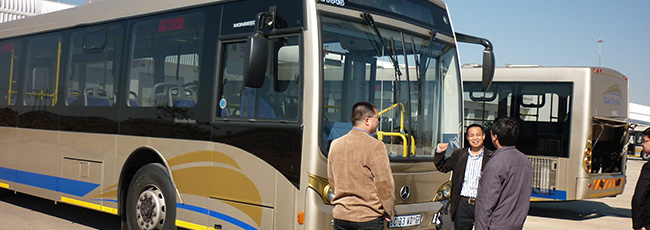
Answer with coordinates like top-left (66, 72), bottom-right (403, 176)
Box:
top-left (467, 124), bottom-right (484, 135)
top-left (644, 127), bottom-right (650, 138)
top-left (351, 101), bottom-right (377, 126)
top-left (491, 117), bottom-right (519, 146)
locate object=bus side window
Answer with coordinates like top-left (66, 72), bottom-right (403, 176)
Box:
top-left (66, 25), bottom-right (124, 107)
top-left (127, 12), bottom-right (204, 108)
top-left (218, 37), bottom-right (300, 121)
top-left (0, 40), bottom-right (21, 106)
top-left (24, 34), bottom-right (62, 107)
top-left (463, 82), bottom-right (512, 125)
top-left (274, 37), bottom-right (300, 120)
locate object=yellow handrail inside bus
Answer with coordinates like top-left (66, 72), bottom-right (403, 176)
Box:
top-left (376, 103), bottom-right (416, 157)
top-left (24, 40), bottom-right (62, 106)
top-left (53, 40), bottom-right (62, 105)
top-left (376, 131), bottom-right (416, 157)
top-left (7, 48), bottom-right (16, 105)
top-left (377, 103), bottom-right (405, 130)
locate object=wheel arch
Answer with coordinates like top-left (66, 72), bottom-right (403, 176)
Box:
top-left (117, 146), bottom-right (179, 217)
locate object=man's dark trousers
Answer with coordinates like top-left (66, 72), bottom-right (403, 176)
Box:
top-left (334, 217), bottom-right (384, 230)
top-left (455, 199), bottom-right (476, 230)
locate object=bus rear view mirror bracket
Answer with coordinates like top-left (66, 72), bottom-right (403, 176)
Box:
top-left (244, 8), bottom-right (277, 88)
top-left (455, 32), bottom-right (495, 91)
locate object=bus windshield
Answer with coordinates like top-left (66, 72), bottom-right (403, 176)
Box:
top-left (320, 15), bottom-right (462, 159)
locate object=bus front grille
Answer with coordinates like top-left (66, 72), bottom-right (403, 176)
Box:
top-left (528, 157), bottom-right (557, 196)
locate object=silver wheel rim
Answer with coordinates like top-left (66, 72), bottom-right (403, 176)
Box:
top-left (136, 185), bottom-right (166, 230)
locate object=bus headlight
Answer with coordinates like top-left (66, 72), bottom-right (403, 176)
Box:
top-left (308, 173), bottom-right (334, 204)
top-left (433, 181), bottom-right (452, 201)
top-left (442, 183), bottom-right (451, 197)
top-left (325, 184), bottom-right (335, 202)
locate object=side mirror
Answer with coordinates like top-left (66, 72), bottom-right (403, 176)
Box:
top-left (243, 33), bottom-right (268, 88)
top-left (455, 32), bottom-right (495, 91)
top-left (482, 49), bottom-right (495, 91)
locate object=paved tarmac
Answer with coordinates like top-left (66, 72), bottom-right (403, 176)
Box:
top-left (524, 157), bottom-right (643, 230)
top-left (0, 158), bottom-right (645, 229)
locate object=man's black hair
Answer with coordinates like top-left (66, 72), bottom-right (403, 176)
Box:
top-left (467, 123), bottom-right (485, 135)
top-left (643, 127), bottom-right (650, 138)
top-left (491, 117), bottom-right (519, 146)
top-left (351, 101), bottom-right (376, 126)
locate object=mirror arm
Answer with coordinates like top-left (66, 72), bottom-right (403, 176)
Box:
top-left (455, 32), bottom-right (493, 51)
top-left (455, 32), bottom-right (495, 91)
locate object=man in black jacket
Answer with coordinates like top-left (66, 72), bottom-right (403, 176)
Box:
top-left (434, 124), bottom-right (492, 230)
top-left (632, 127), bottom-right (650, 230)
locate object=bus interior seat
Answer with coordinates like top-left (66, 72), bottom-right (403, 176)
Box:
top-left (240, 84), bottom-right (276, 119)
top-left (171, 87), bottom-right (197, 107)
top-left (152, 83), bottom-right (177, 107)
top-left (84, 88), bottom-right (111, 106)
top-left (128, 91), bottom-right (139, 107)
top-left (281, 95), bottom-right (299, 119)
top-left (152, 83), bottom-right (197, 107)
top-left (323, 121), bottom-right (352, 152)
top-left (66, 90), bottom-right (81, 105)
top-left (327, 122), bottom-right (352, 141)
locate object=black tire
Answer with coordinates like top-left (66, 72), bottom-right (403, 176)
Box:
top-left (125, 163), bottom-right (176, 230)
top-left (642, 152), bottom-right (650, 161)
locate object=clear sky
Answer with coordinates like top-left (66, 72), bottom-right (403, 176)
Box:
top-left (55, 0), bottom-right (650, 106)
top-left (446, 0), bottom-right (650, 106)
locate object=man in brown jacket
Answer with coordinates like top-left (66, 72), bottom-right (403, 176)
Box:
top-left (328, 101), bottom-right (395, 230)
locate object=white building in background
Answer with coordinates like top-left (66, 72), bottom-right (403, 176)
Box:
top-left (0, 0), bottom-right (75, 23)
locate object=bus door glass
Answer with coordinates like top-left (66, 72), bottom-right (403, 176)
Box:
top-left (515, 83), bottom-right (572, 157)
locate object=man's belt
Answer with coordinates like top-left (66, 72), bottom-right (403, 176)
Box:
top-left (460, 196), bottom-right (476, 205)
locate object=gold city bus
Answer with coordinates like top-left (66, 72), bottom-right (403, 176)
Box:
top-left (462, 65), bottom-right (631, 201)
top-left (0, 0), bottom-right (494, 229)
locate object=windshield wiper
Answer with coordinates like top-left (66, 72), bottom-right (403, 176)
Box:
top-left (420, 30), bottom-right (437, 76)
top-left (361, 13), bottom-right (402, 77)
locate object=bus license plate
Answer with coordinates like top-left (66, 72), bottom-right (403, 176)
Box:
top-left (388, 214), bottom-right (422, 228)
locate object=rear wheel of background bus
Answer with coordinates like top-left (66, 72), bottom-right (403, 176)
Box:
top-left (642, 152), bottom-right (649, 161)
top-left (125, 163), bottom-right (176, 230)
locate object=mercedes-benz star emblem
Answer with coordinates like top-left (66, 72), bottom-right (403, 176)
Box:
top-left (400, 185), bottom-right (410, 200)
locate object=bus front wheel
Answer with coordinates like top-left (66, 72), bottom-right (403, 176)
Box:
top-left (125, 163), bottom-right (176, 230)
top-left (642, 152), bottom-right (649, 161)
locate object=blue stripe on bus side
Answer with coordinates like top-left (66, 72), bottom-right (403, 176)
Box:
top-left (531, 190), bottom-right (567, 200)
top-left (0, 167), bottom-right (17, 182)
top-left (178, 203), bottom-right (258, 230)
top-left (91, 199), bottom-right (118, 203)
top-left (1, 167), bottom-right (257, 229)
top-left (0, 167), bottom-right (100, 197)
